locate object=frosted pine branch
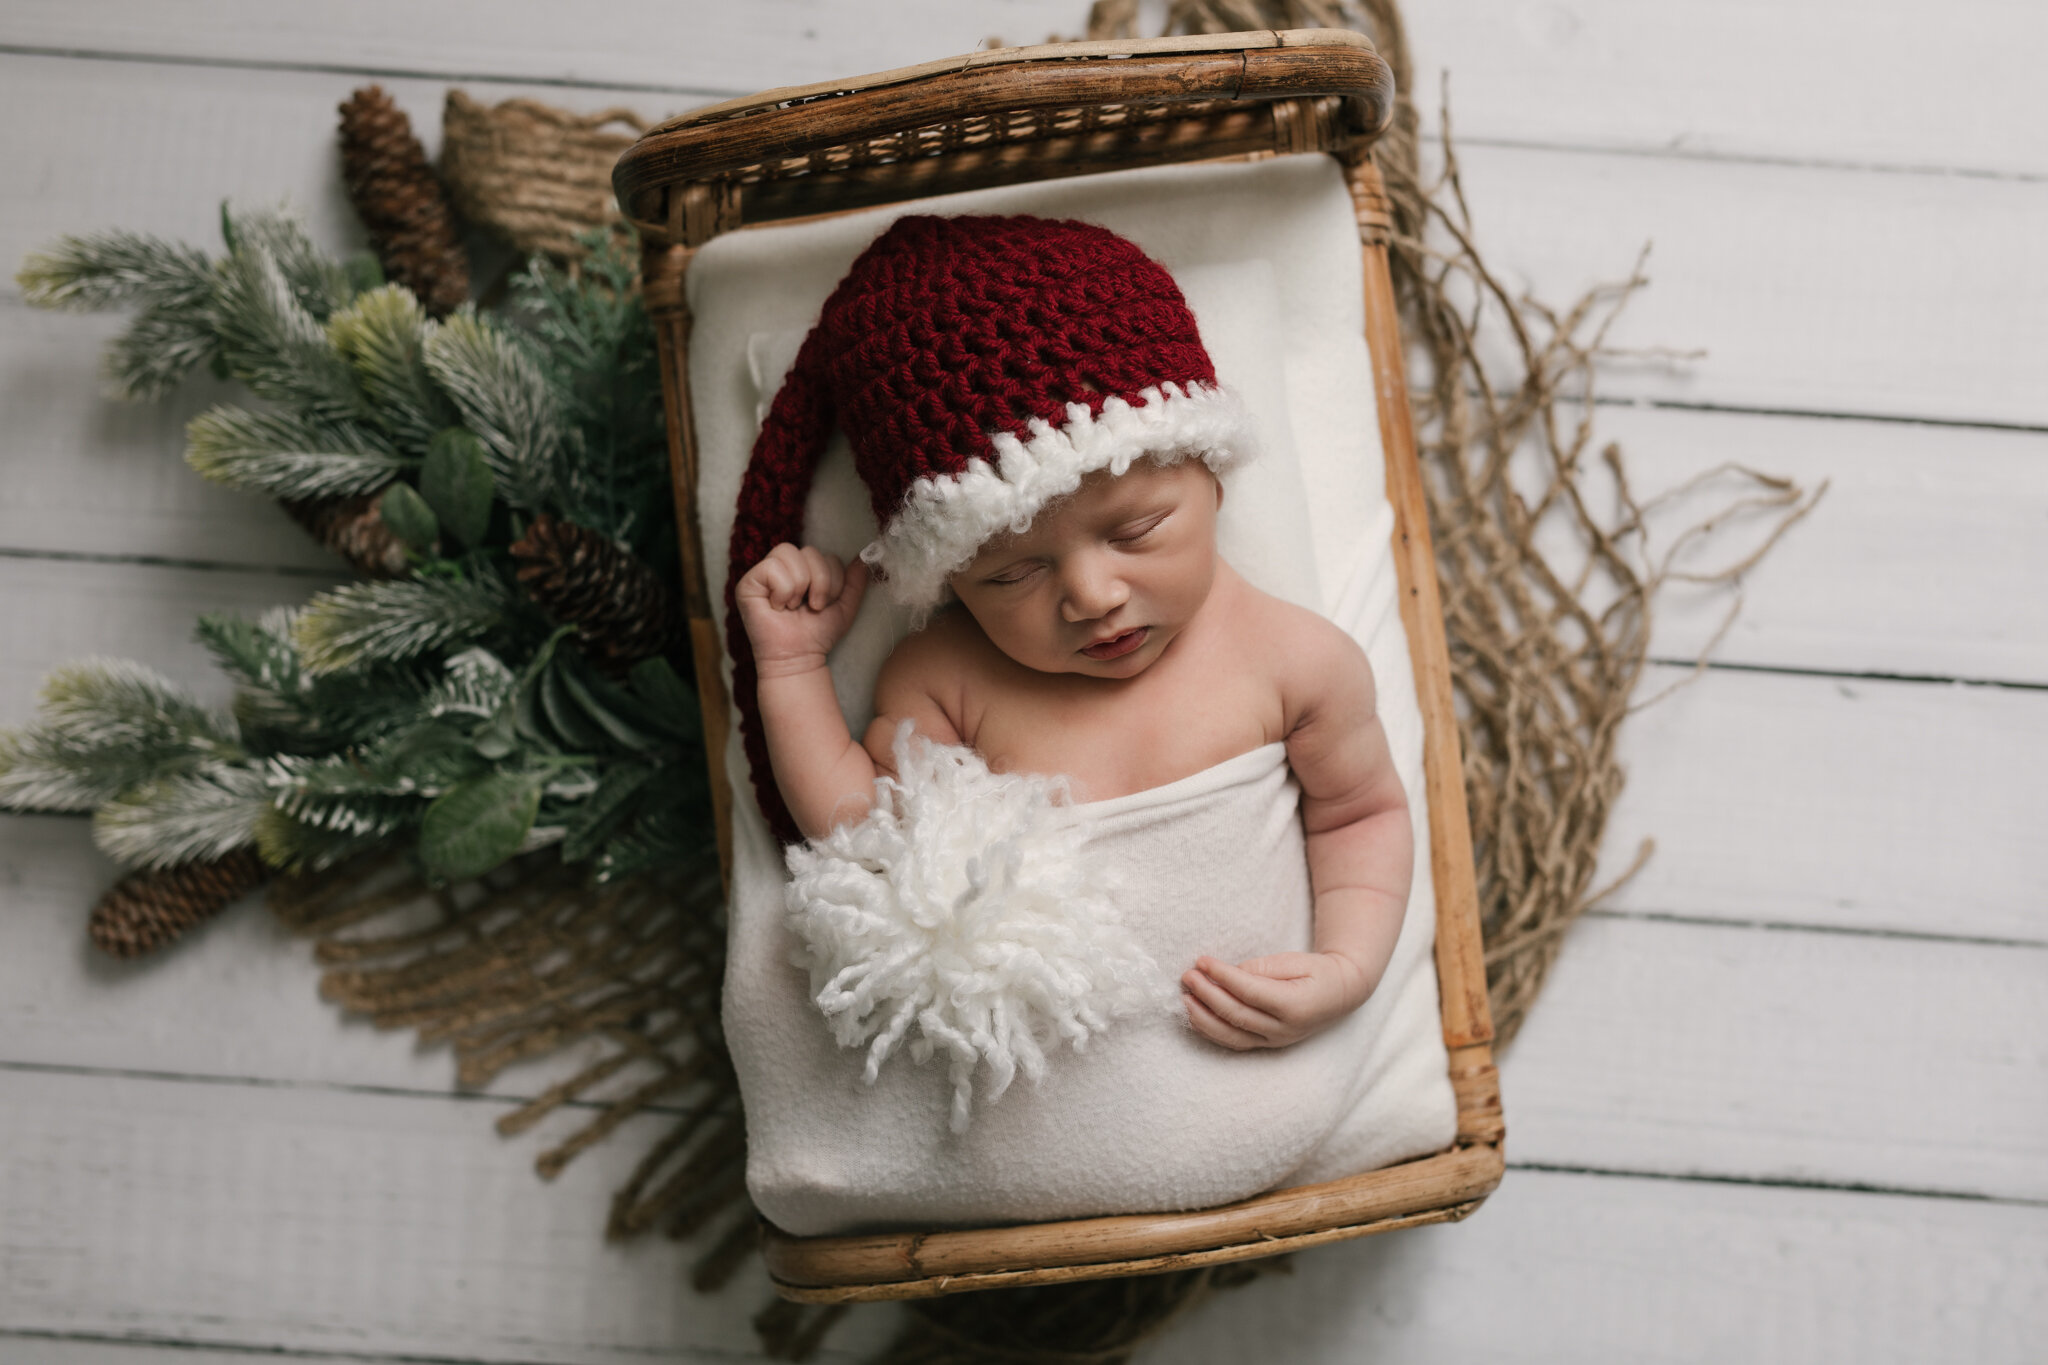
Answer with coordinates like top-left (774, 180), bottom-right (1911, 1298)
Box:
top-left (0, 659), bottom-right (243, 810)
top-left (92, 762), bottom-right (274, 869)
top-left (221, 207), bottom-right (355, 323)
top-left (328, 284), bottom-right (452, 455)
top-left (14, 229), bottom-right (214, 313)
top-left (294, 572), bottom-right (508, 674)
top-left (423, 312), bottom-right (560, 508)
top-left (185, 404), bottom-right (410, 499)
top-left (213, 244), bottom-right (368, 427)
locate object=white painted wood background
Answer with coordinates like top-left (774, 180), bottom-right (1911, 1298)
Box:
top-left (2, 1), bottom-right (2044, 1360)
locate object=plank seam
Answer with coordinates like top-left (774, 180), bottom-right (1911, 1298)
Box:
top-left (0, 1057), bottom-right (699, 1120)
top-left (1453, 132), bottom-right (2048, 188)
top-left (1643, 655), bottom-right (2048, 694)
top-left (1581, 907), bottom-right (2048, 951)
top-left (0, 1325), bottom-right (825, 1365)
top-left (0, 41), bottom-right (746, 101)
top-left (0, 545), bottom-right (337, 579)
top-left (1507, 1160), bottom-right (2048, 1208)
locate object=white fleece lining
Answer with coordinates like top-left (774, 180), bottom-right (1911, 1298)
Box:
top-left (859, 381), bottom-right (1257, 616)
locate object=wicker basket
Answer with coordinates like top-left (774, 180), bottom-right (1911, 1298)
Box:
top-left (611, 28), bottom-right (1503, 1303)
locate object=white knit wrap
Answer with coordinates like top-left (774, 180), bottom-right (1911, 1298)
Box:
top-left (858, 381), bottom-right (1257, 618)
top-left (781, 724), bottom-right (1173, 1132)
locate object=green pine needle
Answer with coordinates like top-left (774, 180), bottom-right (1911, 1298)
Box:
top-left (0, 659), bottom-right (243, 810)
top-left (103, 303), bottom-right (224, 401)
top-left (253, 798), bottom-right (412, 873)
top-left (294, 572), bottom-right (508, 675)
top-left (212, 241), bottom-right (367, 428)
top-left (92, 762), bottom-right (272, 869)
top-left (184, 404), bottom-right (408, 499)
top-left (328, 284), bottom-right (453, 455)
top-left (220, 206), bottom-right (356, 322)
top-left (422, 312), bottom-right (559, 509)
top-left (15, 229), bottom-right (214, 314)
top-left (424, 648), bottom-right (517, 721)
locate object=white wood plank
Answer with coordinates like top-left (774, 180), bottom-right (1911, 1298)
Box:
top-left (1503, 914), bottom-right (2048, 1202)
top-left (1597, 664), bottom-right (2048, 942)
top-left (0, 302), bottom-right (341, 570)
top-left (5, 810), bottom-right (2043, 1199)
top-left (7, 55), bottom-right (2043, 429)
top-left (1522, 403), bottom-right (2048, 684)
top-left (0, 0), bottom-right (1078, 99)
top-left (0, 557), bottom-right (329, 713)
top-left (6, 1062), bottom-right (2040, 1365)
top-left (1139, 1167), bottom-right (2048, 1365)
top-left (0, 54), bottom-right (686, 289)
top-left (0, 1067), bottom-right (902, 1365)
top-left (13, 354), bottom-right (2047, 681)
top-left (6, 1343), bottom-right (419, 1365)
top-left (7, 1), bottom-right (2044, 179)
top-left (1438, 138), bottom-right (2048, 427)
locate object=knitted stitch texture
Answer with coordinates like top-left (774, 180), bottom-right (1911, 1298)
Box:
top-left (726, 214), bottom-right (1245, 842)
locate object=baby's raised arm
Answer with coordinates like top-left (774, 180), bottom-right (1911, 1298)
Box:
top-left (1181, 616), bottom-right (1414, 1050)
top-left (734, 544), bottom-right (883, 840)
top-left (735, 544), bottom-right (964, 840)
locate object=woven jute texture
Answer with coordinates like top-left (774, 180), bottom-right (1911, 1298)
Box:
top-left (277, 4), bottom-right (1818, 1360)
top-left (439, 89), bottom-right (644, 258)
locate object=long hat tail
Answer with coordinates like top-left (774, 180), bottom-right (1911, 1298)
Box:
top-left (725, 326), bottom-right (839, 844)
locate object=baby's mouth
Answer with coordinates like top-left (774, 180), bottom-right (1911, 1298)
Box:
top-left (1080, 627), bottom-right (1148, 661)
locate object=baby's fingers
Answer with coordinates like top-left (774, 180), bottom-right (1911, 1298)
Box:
top-left (1182, 989), bottom-right (1265, 1051)
top-left (1182, 965), bottom-right (1284, 1040)
top-left (799, 546), bottom-right (843, 610)
top-left (1194, 955), bottom-right (1300, 1017)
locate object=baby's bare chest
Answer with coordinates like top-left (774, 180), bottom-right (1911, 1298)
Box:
top-left (962, 653), bottom-right (1286, 802)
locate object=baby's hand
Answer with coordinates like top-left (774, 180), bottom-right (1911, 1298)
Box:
top-left (1180, 952), bottom-right (1371, 1050)
top-left (735, 543), bottom-right (869, 676)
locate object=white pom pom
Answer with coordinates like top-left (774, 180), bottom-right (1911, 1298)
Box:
top-left (784, 723), bottom-right (1170, 1132)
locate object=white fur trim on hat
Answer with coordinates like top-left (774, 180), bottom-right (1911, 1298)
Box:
top-left (858, 381), bottom-right (1257, 616)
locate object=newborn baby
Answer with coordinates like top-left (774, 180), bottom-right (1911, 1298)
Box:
top-left (718, 211), bottom-right (1446, 1228)
top-left (736, 452), bottom-right (1414, 1054)
top-left (724, 209), bottom-right (1413, 1075)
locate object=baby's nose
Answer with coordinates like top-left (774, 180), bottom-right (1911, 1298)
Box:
top-left (1059, 555), bottom-right (1129, 621)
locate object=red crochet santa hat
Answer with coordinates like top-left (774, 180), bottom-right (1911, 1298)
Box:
top-left (726, 213), bottom-right (1256, 841)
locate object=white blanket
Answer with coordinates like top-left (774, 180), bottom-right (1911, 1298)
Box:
top-left (693, 156), bottom-right (1458, 1237)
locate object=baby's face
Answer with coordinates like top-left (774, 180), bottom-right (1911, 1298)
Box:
top-left (947, 458), bottom-right (1222, 680)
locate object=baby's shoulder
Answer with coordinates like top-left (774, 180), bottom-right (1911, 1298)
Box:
top-left (875, 607), bottom-right (994, 701)
top-left (1219, 579), bottom-right (1372, 717)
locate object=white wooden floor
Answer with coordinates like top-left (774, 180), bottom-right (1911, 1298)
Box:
top-left (2, 3), bottom-right (2044, 1361)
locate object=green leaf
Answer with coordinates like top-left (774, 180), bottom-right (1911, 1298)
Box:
top-left (555, 658), bottom-right (657, 752)
top-left (538, 662), bottom-right (611, 752)
top-left (560, 762), bottom-right (653, 864)
top-left (344, 251), bottom-right (384, 294)
top-left (626, 657), bottom-right (700, 744)
top-left (378, 482), bottom-right (439, 552)
top-left (419, 770), bottom-right (543, 881)
top-left (421, 428), bottom-right (494, 548)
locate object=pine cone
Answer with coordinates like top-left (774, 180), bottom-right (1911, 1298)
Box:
top-left (281, 489), bottom-right (411, 578)
top-left (90, 849), bottom-right (270, 958)
top-left (339, 85), bottom-right (470, 316)
top-left (509, 514), bottom-right (682, 674)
